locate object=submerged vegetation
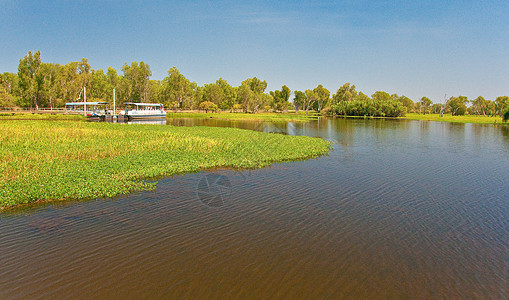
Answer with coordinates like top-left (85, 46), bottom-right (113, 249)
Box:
top-left (0, 121), bottom-right (332, 210)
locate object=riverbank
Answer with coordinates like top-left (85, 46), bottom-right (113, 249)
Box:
top-left (0, 120), bottom-right (332, 210)
top-left (401, 113), bottom-right (505, 124)
top-left (167, 111), bottom-right (318, 122)
top-left (0, 113), bottom-right (85, 121)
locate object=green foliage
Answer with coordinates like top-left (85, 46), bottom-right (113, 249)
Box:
top-left (237, 77), bottom-right (268, 113)
top-left (446, 96), bottom-right (468, 116)
top-left (293, 90), bottom-right (306, 111)
top-left (395, 95), bottom-right (415, 113)
top-left (198, 101), bottom-right (218, 112)
top-left (121, 61), bottom-right (152, 102)
top-left (331, 91), bottom-right (406, 117)
top-left (332, 83), bottom-right (357, 105)
top-left (0, 121), bottom-right (331, 209)
top-left (312, 84), bottom-right (330, 112)
top-left (503, 109), bottom-right (509, 122)
top-left (17, 50), bottom-right (43, 108)
top-left (162, 66), bottom-right (195, 109)
top-left (419, 97), bottom-right (432, 114)
top-left (270, 85), bottom-right (291, 111)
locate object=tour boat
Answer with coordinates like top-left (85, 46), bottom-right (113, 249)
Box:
top-left (65, 101), bottom-right (110, 120)
top-left (118, 102), bottom-right (166, 120)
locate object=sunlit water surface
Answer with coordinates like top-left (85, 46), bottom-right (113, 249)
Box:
top-left (1, 118), bottom-right (508, 299)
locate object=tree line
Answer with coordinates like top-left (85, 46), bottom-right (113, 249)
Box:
top-left (1, 51), bottom-right (508, 117)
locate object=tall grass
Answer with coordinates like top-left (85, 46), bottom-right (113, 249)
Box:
top-left (0, 121), bottom-right (332, 209)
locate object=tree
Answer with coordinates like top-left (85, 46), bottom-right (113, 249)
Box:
top-left (162, 66), bottom-right (194, 109)
top-left (270, 85), bottom-right (291, 111)
top-left (39, 62), bottom-right (62, 108)
top-left (293, 90), bottom-right (306, 111)
top-left (495, 96), bottom-right (509, 116)
top-left (0, 85), bottom-right (16, 107)
top-left (332, 82), bottom-right (357, 105)
top-left (121, 61), bottom-right (152, 102)
top-left (470, 96), bottom-right (489, 116)
top-left (216, 78), bottom-right (237, 110)
top-left (238, 77), bottom-right (268, 113)
top-left (395, 95), bottom-right (414, 113)
top-left (372, 91), bottom-right (392, 102)
top-left (313, 84), bottom-right (330, 112)
top-left (198, 101), bottom-right (218, 113)
top-left (17, 50), bottom-right (43, 108)
top-left (446, 96), bottom-right (468, 116)
top-left (304, 89), bottom-right (318, 114)
top-left (420, 97), bottom-right (432, 114)
top-left (503, 109), bottom-right (509, 122)
top-left (203, 83), bottom-right (224, 106)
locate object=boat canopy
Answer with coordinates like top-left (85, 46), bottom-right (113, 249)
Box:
top-left (65, 102), bottom-right (108, 106)
top-left (124, 102), bottom-right (163, 107)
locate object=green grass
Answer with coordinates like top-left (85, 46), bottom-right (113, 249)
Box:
top-left (402, 113), bottom-right (506, 124)
top-left (167, 112), bottom-right (319, 122)
top-left (0, 113), bottom-right (85, 121)
top-left (0, 121), bottom-right (332, 210)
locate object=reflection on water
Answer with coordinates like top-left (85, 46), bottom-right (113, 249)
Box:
top-left (1, 118), bottom-right (508, 299)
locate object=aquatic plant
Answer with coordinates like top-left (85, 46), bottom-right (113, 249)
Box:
top-left (0, 121), bottom-right (332, 209)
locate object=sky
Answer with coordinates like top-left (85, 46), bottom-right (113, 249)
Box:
top-left (1, 0), bottom-right (508, 102)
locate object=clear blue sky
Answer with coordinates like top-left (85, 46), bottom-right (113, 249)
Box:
top-left (1, 0), bottom-right (508, 102)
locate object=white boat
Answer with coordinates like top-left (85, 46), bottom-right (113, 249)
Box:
top-left (118, 102), bottom-right (167, 120)
top-left (65, 101), bottom-right (110, 119)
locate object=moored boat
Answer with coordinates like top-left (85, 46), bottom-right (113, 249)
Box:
top-left (118, 102), bottom-right (166, 120)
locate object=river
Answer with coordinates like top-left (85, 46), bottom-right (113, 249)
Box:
top-left (1, 117), bottom-right (508, 299)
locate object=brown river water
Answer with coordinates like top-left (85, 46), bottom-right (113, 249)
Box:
top-left (1, 118), bottom-right (508, 299)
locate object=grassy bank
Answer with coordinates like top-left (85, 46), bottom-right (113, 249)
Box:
top-left (167, 112), bottom-right (318, 122)
top-left (0, 113), bottom-right (85, 121)
top-left (402, 113), bottom-right (506, 124)
top-left (0, 121), bottom-right (331, 210)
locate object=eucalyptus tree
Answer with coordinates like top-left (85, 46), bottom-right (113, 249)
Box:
top-left (162, 66), bottom-right (194, 109)
top-left (420, 97), bottom-right (432, 114)
top-left (304, 89), bottom-right (318, 114)
top-left (238, 77), bottom-right (268, 113)
top-left (39, 62), bottom-right (62, 108)
top-left (313, 84), bottom-right (330, 112)
top-left (270, 85), bottom-right (291, 111)
top-left (495, 96), bottom-right (509, 116)
top-left (121, 61), bottom-right (152, 102)
top-left (17, 50), bottom-right (43, 108)
top-left (0, 72), bottom-right (20, 98)
top-left (446, 96), bottom-right (469, 116)
top-left (0, 85), bottom-right (16, 107)
top-left (203, 82), bottom-right (224, 106)
top-left (395, 95), bottom-right (414, 113)
top-left (470, 96), bottom-right (488, 116)
top-left (293, 90), bottom-right (306, 112)
top-left (371, 91), bottom-right (392, 102)
top-left (332, 82), bottom-right (357, 105)
top-left (216, 78), bottom-right (237, 110)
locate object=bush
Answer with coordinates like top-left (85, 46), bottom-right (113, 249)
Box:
top-left (198, 101), bottom-right (218, 113)
top-left (503, 109), bottom-right (509, 122)
top-left (331, 99), bottom-right (406, 117)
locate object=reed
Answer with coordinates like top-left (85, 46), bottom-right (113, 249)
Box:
top-left (0, 121), bottom-right (332, 209)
